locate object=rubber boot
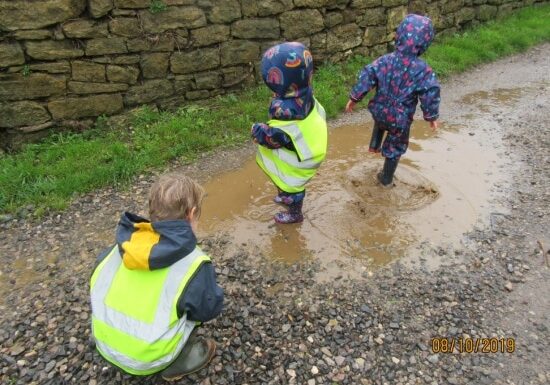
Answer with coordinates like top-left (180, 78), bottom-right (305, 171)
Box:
top-left (377, 157), bottom-right (399, 186)
top-left (274, 192), bottom-right (294, 205)
top-left (161, 334), bottom-right (217, 381)
top-left (274, 199), bottom-right (304, 224)
top-left (369, 124), bottom-right (385, 153)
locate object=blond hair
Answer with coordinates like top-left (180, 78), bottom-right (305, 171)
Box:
top-left (148, 173), bottom-right (205, 222)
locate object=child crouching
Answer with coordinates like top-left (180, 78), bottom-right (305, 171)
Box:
top-left (90, 174), bottom-right (223, 381)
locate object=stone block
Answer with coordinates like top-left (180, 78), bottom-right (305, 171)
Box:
top-left (0, 74), bottom-right (66, 101)
top-left (124, 79), bottom-right (174, 105)
top-left (140, 52), bottom-right (170, 79)
top-left (25, 41), bottom-right (85, 61)
top-left (220, 40), bottom-right (260, 67)
top-left (72, 61), bottom-right (106, 82)
top-left (0, 101), bottom-right (51, 128)
top-left (362, 26), bottom-right (388, 46)
top-left (86, 38), bottom-right (128, 56)
top-left (191, 25), bottom-right (231, 47)
top-left (476, 5), bottom-right (498, 21)
top-left (387, 6), bottom-right (408, 30)
top-left (207, 0), bottom-right (241, 23)
top-left (326, 23), bottom-right (363, 52)
top-left (89, 0), bottom-right (114, 18)
top-left (139, 7), bottom-right (206, 33)
top-left (241, 0), bottom-right (294, 17)
top-left (221, 66), bottom-right (254, 87)
top-left (114, 0), bottom-right (149, 8)
top-left (62, 19), bottom-right (109, 38)
top-left (174, 75), bottom-right (195, 93)
top-left (113, 55), bottom-right (141, 64)
top-left (359, 7), bottom-right (386, 26)
top-left (30, 62), bottom-right (71, 74)
top-left (442, 0), bottom-right (465, 14)
top-left (194, 71), bottom-right (221, 90)
top-left (12, 30), bottom-right (52, 40)
top-left (351, 0), bottom-right (382, 8)
top-left (325, 12), bottom-right (344, 28)
top-left (382, 0), bottom-right (407, 6)
top-left (109, 17), bottom-right (141, 37)
top-left (186, 90), bottom-right (209, 100)
top-left (106, 65), bottom-right (140, 84)
top-left (48, 94), bottom-right (124, 119)
top-left (68, 81), bottom-right (129, 94)
top-left (0, 0), bottom-right (86, 31)
top-left (294, 0), bottom-right (329, 6)
top-left (0, 43), bottom-right (25, 68)
top-left (127, 35), bottom-right (175, 52)
top-left (280, 10), bottom-right (324, 40)
top-left (456, 7), bottom-right (476, 24)
top-left (171, 48), bottom-right (219, 74)
top-left (232, 19), bottom-right (280, 39)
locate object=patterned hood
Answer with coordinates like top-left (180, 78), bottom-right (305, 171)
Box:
top-left (261, 42), bottom-right (314, 120)
top-left (395, 14), bottom-right (435, 56)
top-left (115, 212), bottom-right (196, 271)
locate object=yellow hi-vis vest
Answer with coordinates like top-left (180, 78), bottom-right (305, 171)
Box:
top-left (256, 98), bottom-right (327, 193)
top-left (90, 245), bottom-right (211, 375)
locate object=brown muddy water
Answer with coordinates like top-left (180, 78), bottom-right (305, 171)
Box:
top-left (197, 88), bottom-right (523, 278)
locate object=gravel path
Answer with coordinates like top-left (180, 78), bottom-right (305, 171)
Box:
top-left (1, 45), bottom-right (549, 385)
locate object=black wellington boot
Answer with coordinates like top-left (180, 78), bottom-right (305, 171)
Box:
top-left (368, 124), bottom-right (385, 153)
top-left (377, 158), bottom-right (399, 186)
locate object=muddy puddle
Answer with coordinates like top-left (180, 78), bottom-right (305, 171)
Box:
top-left (198, 87), bottom-right (525, 278)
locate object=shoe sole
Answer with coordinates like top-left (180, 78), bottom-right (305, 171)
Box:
top-left (161, 340), bottom-right (217, 382)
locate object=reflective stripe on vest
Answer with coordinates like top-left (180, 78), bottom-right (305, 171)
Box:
top-left (256, 99), bottom-right (327, 193)
top-left (256, 149), bottom-right (312, 188)
top-left (90, 246), bottom-right (210, 375)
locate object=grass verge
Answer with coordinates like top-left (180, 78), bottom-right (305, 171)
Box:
top-left (1, 5), bottom-right (549, 216)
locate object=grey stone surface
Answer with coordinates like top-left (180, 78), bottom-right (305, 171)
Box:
top-left (72, 61), bottom-right (106, 82)
top-left (109, 17), bottom-right (141, 37)
top-left (85, 38), bottom-right (128, 56)
top-left (140, 52), bottom-right (170, 79)
top-left (280, 9), bottom-right (324, 39)
top-left (139, 7), bottom-right (207, 33)
top-left (207, 0), bottom-right (242, 23)
top-left (0, 43), bottom-right (25, 68)
top-left (25, 41), bottom-right (85, 61)
top-left (62, 19), bottom-right (109, 38)
top-left (89, 0), bottom-right (114, 18)
top-left (0, 101), bottom-right (51, 128)
top-left (0, 74), bottom-right (66, 101)
top-left (106, 65), bottom-right (139, 84)
top-left (191, 25), bottom-right (231, 47)
top-left (48, 94), bottom-right (123, 119)
top-left (232, 18), bottom-right (280, 39)
top-left (124, 79), bottom-right (174, 105)
top-left (0, 0), bottom-right (86, 31)
top-left (171, 48), bottom-right (220, 74)
top-left (68, 81), bottom-right (129, 94)
top-left (220, 40), bottom-right (260, 67)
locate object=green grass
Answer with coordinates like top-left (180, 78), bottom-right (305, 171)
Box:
top-left (1, 5), bottom-right (549, 216)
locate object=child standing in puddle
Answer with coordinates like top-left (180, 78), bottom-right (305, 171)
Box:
top-left (252, 42), bottom-right (328, 224)
top-left (345, 14), bottom-right (441, 186)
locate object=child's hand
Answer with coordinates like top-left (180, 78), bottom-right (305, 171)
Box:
top-left (430, 120), bottom-right (438, 131)
top-left (345, 100), bottom-right (356, 113)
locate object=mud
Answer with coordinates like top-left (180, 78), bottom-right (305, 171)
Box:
top-left (198, 109), bottom-right (511, 276)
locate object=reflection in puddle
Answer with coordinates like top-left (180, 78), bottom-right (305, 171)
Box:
top-left (199, 113), bottom-right (507, 278)
top-left (460, 88), bottom-right (524, 112)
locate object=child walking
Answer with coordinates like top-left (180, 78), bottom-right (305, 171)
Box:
top-left (252, 42), bottom-right (328, 224)
top-left (90, 174), bottom-right (223, 381)
top-left (345, 14), bottom-right (441, 186)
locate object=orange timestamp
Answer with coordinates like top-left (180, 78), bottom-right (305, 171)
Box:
top-left (431, 337), bottom-right (516, 353)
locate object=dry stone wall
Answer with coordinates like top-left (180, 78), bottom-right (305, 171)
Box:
top-left (0, 0), bottom-right (545, 149)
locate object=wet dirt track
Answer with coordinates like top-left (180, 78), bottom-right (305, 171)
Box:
top-left (0, 45), bottom-right (549, 385)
